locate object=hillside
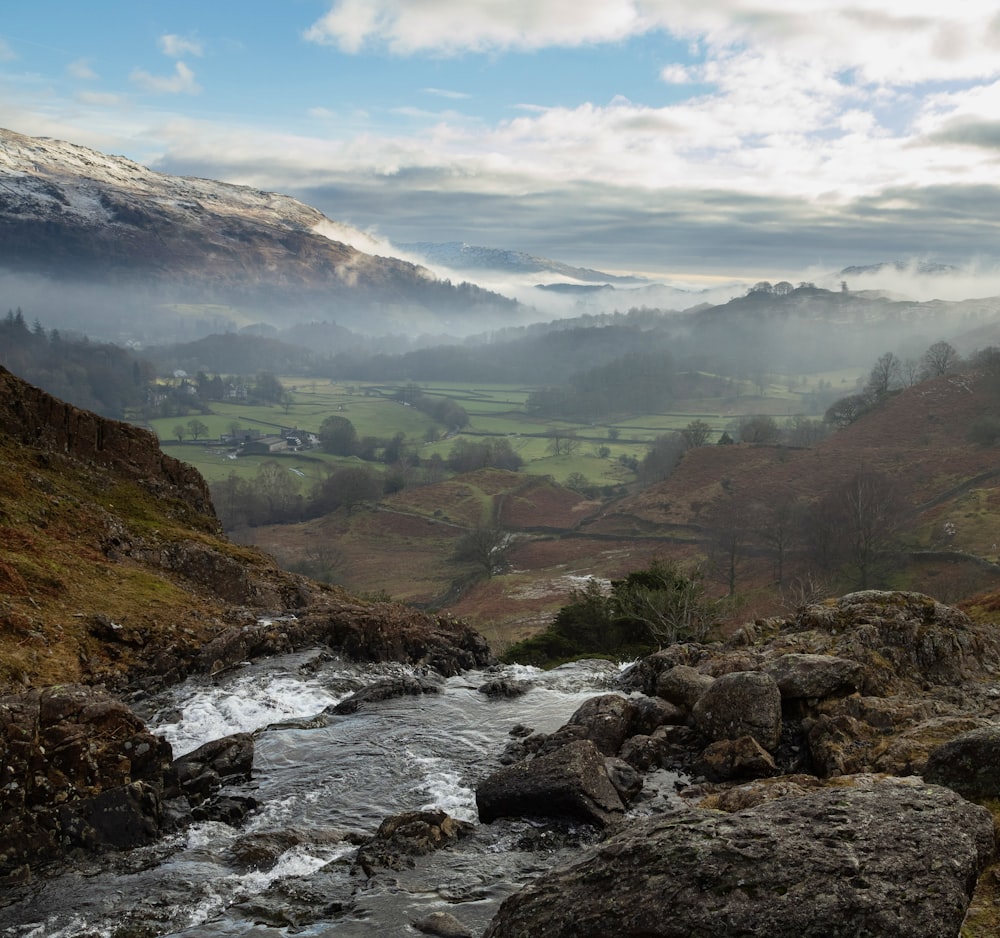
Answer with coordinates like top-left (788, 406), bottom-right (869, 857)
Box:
top-left (248, 370), bottom-right (1000, 643)
top-left (0, 127), bottom-right (519, 338)
top-left (0, 365), bottom-right (488, 694)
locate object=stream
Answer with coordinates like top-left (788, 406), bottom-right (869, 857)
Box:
top-left (0, 650), bottom-right (679, 938)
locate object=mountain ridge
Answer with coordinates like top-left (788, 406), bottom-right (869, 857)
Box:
top-left (0, 127), bottom-right (519, 336)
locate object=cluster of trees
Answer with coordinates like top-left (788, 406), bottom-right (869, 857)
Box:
top-left (526, 350), bottom-right (677, 421)
top-left (212, 432), bottom-right (525, 530)
top-left (211, 461), bottom-right (389, 529)
top-left (318, 411), bottom-right (522, 476)
top-left (392, 384), bottom-right (470, 431)
top-left (693, 467), bottom-right (908, 599)
top-left (825, 342), bottom-right (962, 429)
top-left (503, 560), bottom-right (718, 666)
top-left (0, 309), bottom-right (155, 419)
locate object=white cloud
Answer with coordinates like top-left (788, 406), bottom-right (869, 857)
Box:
top-left (304, 0), bottom-right (641, 53)
top-left (68, 58), bottom-right (98, 80)
top-left (76, 90), bottom-right (127, 107)
top-left (423, 87), bottom-right (471, 100)
top-left (304, 2), bottom-right (1000, 87)
top-left (159, 34), bottom-right (203, 58)
top-left (130, 61), bottom-right (201, 95)
top-left (0, 37), bottom-right (16, 62)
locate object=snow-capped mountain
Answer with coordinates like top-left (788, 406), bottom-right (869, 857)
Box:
top-left (0, 128), bottom-right (517, 336)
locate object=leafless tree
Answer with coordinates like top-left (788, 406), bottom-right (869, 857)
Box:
top-left (452, 523), bottom-right (512, 578)
top-left (919, 341), bottom-right (961, 380)
top-left (752, 493), bottom-right (806, 586)
top-left (704, 493), bottom-right (755, 596)
top-left (865, 352), bottom-right (903, 400)
top-left (681, 419), bottom-right (712, 449)
top-left (807, 468), bottom-right (907, 590)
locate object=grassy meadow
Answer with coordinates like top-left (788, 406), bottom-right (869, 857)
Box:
top-left (149, 370), bottom-right (860, 487)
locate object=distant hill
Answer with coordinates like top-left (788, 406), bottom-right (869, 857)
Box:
top-left (0, 127), bottom-right (521, 340)
top-left (398, 241), bottom-right (648, 284)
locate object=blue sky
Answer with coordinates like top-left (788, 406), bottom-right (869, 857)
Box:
top-left (3, 2), bottom-right (1000, 288)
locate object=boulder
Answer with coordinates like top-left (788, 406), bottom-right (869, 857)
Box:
top-left (764, 653), bottom-right (863, 700)
top-left (924, 725), bottom-right (1000, 801)
top-left (564, 694), bottom-right (638, 756)
top-left (478, 678), bottom-right (530, 698)
top-left (619, 724), bottom-right (702, 772)
top-left (691, 670), bottom-right (782, 751)
top-left (629, 694), bottom-right (686, 734)
top-left (695, 735), bottom-right (779, 783)
top-left (355, 810), bottom-right (474, 876)
top-left (604, 757), bottom-right (643, 803)
top-left (483, 779), bottom-right (995, 938)
top-left (328, 673), bottom-right (443, 714)
top-left (477, 740), bottom-right (625, 828)
top-left (412, 911), bottom-right (474, 937)
top-left (168, 732), bottom-right (254, 806)
top-left (655, 664), bottom-right (714, 711)
top-left (231, 827), bottom-right (364, 871)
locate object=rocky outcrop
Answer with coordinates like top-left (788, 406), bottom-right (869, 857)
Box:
top-left (196, 603), bottom-right (492, 680)
top-left (0, 684), bottom-right (172, 881)
top-left (0, 685), bottom-right (267, 882)
top-left (0, 365), bottom-right (214, 517)
top-left (477, 590), bottom-right (1000, 935)
top-left (329, 673), bottom-right (443, 714)
top-left (477, 740), bottom-right (626, 827)
top-left (484, 779), bottom-right (995, 938)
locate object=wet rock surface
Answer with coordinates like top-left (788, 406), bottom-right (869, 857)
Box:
top-left (355, 810), bottom-right (475, 876)
top-left (0, 684), bottom-right (173, 880)
top-left (484, 780), bottom-right (995, 938)
top-left (477, 739), bottom-right (626, 827)
top-left (478, 590), bottom-right (1000, 936)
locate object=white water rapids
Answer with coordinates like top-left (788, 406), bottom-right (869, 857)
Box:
top-left (0, 650), bottom-right (673, 938)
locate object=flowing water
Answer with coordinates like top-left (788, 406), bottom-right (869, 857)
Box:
top-left (0, 650), bottom-right (678, 938)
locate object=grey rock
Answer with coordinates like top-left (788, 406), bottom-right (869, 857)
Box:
top-left (412, 911), bottom-right (474, 937)
top-left (655, 664), bottom-right (715, 710)
top-left (483, 780), bottom-right (995, 938)
top-left (356, 809), bottom-right (474, 876)
top-left (692, 670), bottom-right (782, 751)
top-left (476, 739), bottom-right (625, 827)
top-left (764, 653), bottom-right (863, 700)
top-left (564, 693), bottom-right (638, 756)
top-left (328, 674), bottom-right (443, 714)
top-left (695, 735), bottom-right (779, 783)
top-left (924, 725), bottom-right (1000, 801)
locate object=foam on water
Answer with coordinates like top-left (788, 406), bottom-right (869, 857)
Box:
top-left (154, 672), bottom-right (346, 757)
top-left (410, 752), bottom-right (478, 822)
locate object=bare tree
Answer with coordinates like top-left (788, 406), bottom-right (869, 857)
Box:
top-left (752, 493), bottom-right (806, 587)
top-left (865, 352), bottom-right (902, 400)
top-left (919, 341), bottom-right (961, 380)
top-left (452, 524), bottom-right (512, 578)
top-left (186, 418), bottom-right (209, 440)
top-left (704, 493), bottom-right (755, 596)
top-left (545, 428), bottom-right (580, 456)
top-left (681, 419), bottom-right (713, 449)
top-left (807, 468), bottom-right (907, 590)
top-left (738, 415), bottom-right (781, 444)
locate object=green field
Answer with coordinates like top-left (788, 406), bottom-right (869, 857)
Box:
top-left (149, 374), bottom-right (834, 487)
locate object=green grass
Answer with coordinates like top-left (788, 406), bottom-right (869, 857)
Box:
top-left (146, 373), bottom-right (842, 488)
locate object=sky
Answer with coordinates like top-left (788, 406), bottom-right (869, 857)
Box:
top-left (3, 1), bottom-right (1000, 287)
